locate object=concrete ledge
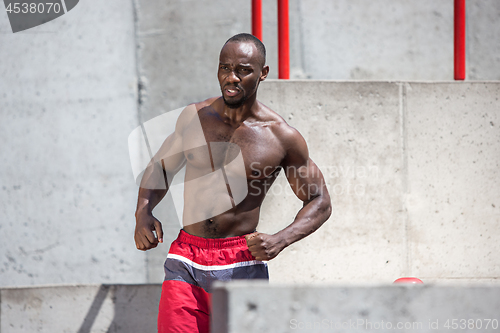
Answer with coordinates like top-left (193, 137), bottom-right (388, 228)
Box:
top-left (0, 284), bottom-right (161, 333)
top-left (3, 282), bottom-right (500, 332)
top-left (212, 281), bottom-right (500, 333)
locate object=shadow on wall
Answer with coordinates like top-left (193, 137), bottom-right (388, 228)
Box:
top-left (76, 285), bottom-right (160, 333)
top-left (1, 284), bottom-right (161, 332)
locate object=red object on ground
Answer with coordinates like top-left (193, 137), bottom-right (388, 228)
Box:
top-left (278, 0), bottom-right (289, 79)
top-left (393, 277), bottom-right (424, 284)
top-left (454, 0), bottom-right (466, 80)
top-left (252, 0), bottom-right (262, 41)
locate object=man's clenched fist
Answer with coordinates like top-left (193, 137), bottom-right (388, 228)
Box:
top-left (134, 213), bottom-right (164, 251)
top-left (245, 232), bottom-right (285, 261)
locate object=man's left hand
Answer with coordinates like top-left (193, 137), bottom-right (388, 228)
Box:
top-left (245, 232), bottom-right (285, 261)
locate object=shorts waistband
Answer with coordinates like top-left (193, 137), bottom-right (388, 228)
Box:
top-left (177, 229), bottom-right (250, 249)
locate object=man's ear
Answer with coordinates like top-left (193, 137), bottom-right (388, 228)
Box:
top-left (260, 65), bottom-right (270, 81)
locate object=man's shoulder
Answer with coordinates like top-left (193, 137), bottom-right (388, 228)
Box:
top-left (192, 97), bottom-right (219, 111)
top-left (257, 102), bottom-right (304, 148)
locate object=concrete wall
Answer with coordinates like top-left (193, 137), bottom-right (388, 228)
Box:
top-left (0, 284), bottom-right (161, 333)
top-left (0, 1), bottom-right (145, 287)
top-left (468, 0), bottom-right (500, 80)
top-left (257, 81), bottom-right (500, 285)
top-left (212, 281), bottom-right (500, 333)
top-left (285, 0), bottom-right (500, 81)
top-left (1, 0), bottom-right (499, 289)
top-left (133, 0), bottom-right (250, 120)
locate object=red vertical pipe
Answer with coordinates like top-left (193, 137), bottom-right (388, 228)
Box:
top-left (252, 0), bottom-right (263, 41)
top-left (278, 0), bottom-right (289, 79)
top-left (454, 0), bottom-right (466, 80)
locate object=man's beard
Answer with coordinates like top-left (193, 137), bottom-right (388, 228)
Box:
top-left (222, 94), bottom-right (247, 109)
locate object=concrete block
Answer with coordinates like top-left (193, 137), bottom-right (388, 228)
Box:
top-left (405, 82), bottom-right (500, 278)
top-left (256, 81), bottom-right (500, 285)
top-left (258, 81), bottom-right (407, 284)
top-left (0, 284), bottom-right (161, 333)
top-left (212, 281), bottom-right (500, 333)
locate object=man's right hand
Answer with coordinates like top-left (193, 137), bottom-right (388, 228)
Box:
top-left (134, 212), bottom-right (164, 251)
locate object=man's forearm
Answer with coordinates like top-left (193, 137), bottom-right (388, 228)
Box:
top-left (135, 187), bottom-right (167, 217)
top-left (135, 161), bottom-right (169, 217)
top-left (274, 193), bottom-right (332, 249)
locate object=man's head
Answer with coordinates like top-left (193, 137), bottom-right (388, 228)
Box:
top-left (218, 33), bottom-right (269, 109)
top-left (224, 33), bottom-right (266, 67)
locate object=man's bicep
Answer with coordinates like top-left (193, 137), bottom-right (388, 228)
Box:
top-left (152, 103), bottom-right (201, 173)
top-left (285, 158), bottom-right (325, 202)
top-left (153, 131), bottom-right (186, 174)
top-left (139, 132), bottom-right (186, 191)
top-left (282, 129), bottom-right (319, 201)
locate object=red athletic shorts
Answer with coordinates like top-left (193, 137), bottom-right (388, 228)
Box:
top-left (158, 229), bottom-right (269, 333)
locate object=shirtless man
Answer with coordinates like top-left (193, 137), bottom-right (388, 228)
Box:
top-left (134, 33), bottom-right (331, 333)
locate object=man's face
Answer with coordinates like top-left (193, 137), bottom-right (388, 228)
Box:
top-left (218, 41), bottom-right (268, 108)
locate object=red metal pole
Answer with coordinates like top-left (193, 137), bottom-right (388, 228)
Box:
top-left (252, 0), bottom-right (262, 41)
top-left (454, 0), bottom-right (466, 80)
top-left (278, 0), bottom-right (289, 79)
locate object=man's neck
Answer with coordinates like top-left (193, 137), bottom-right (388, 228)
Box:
top-left (221, 97), bottom-right (259, 127)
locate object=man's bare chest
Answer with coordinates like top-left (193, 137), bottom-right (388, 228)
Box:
top-left (182, 113), bottom-right (285, 178)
